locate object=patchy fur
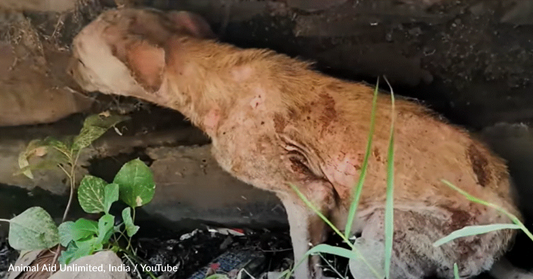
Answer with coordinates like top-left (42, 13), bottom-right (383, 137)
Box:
top-left (68, 8), bottom-right (523, 279)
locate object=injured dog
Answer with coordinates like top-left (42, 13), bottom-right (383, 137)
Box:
top-left (67, 8), bottom-right (528, 279)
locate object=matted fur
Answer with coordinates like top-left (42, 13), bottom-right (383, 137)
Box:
top-left (68, 8), bottom-right (522, 279)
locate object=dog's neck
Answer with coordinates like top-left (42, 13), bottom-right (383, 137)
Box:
top-left (156, 37), bottom-right (244, 137)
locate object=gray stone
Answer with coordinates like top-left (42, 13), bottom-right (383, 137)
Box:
top-left (49, 251), bottom-right (131, 279)
top-left (0, 0), bottom-right (75, 12)
top-left (141, 145), bottom-right (285, 228)
top-left (0, 15), bottom-right (93, 127)
top-left (0, 121), bottom-right (286, 233)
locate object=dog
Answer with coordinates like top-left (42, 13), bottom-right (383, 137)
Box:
top-left (67, 8), bottom-right (528, 279)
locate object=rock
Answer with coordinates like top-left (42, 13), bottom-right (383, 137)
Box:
top-left (7, 247), bottom-right (68, 279)
top-left (0, 116), bottom-right (286, 233)
top-left (7, 250), bottom-right (42, 279)
top-left (0, 0), bottom-right (75, 12)
top-left (0, 120), bottom-right (207, 195)
top-left (49, 251), bottom-right (131, 279)
top-left (0, 13), bottom-right (93, 127)
top-left (140, 145), bottom-right (285, 229)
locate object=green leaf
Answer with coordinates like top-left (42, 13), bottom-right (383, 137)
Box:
top-left (60, 236), bottom-right (103, 266)
top-left (104, 183), bottom-right (119, 214)
top-left (78, 175), bottom-right (107, 214)
top-left (17, 151), bottom-right (34, 180)
top-left (454, 263), bottom-right (460, 279)
top-left (345, 78), bottom-right (380, 238)
top-left (97, 214), bottom-right (115, 245)
top-left (114, 158), bottom-right (156, 208)
top-left (58, 242), bottom-right (78, 265)
top-left (307, 244), bottom-right (359, 260)
top-left (70, 218), bottom-right (98, 241)
top-left (441, 179), bottom-right (533, 243)
top-left (8, 207), bottom-right (59, 250)
top-left (433, 223), bottom-right (521, 247)
top-left (14, 158), bottom-right (64, 177)
top-left (15, 137), bottom-right (72, 179)
top-left (72, 114), bottom-right (129, 152)
top-left (43, 137), bottom-right (70, 155)
top-left (384, 77), bottom-right (396, 279)
top-left (72, 237), bottom-right (98, 262)
top-left (122, 208), bottom-right (139, 237)
top-left (58, 221), bottom-right (75, 247)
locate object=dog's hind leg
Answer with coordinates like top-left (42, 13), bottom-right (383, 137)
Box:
top-left (350, 208), bottom-right (514, 279)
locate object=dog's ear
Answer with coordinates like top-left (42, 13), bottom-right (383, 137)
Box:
top-left (167, 11), bottom-right (216, 39)
top-left (101, 13), bottom-right (166, 93)
top-left (122, 40), bottom-right (165, 93)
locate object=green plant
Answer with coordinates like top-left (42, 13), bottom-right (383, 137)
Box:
top-left (0, 113), bottom-right (157, 276)
top-left (57, 158), bottom-right (155, 265)
top-left (454, 263), bottom-right (460, 279)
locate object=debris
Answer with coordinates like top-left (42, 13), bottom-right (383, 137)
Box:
top-left (208, 227), bottom-right (245, 236)
top-left (179, 229), bottom-right (200, 241)
top-left (219, 236), bottom-right (234, 250)
top-left (187, 249), bottom-right (266, 279)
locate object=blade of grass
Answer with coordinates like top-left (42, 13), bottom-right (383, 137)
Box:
top-left (344, 78), bottom-right (380, 239)
top-left (433, 223), bottom-right (521, 247)
top-left (307, 244), bottom-right (360, 259)
top-left (453, 263), bottom-right (460, 279)
top-left (440, 179), bottom-right (533, 242)
top-left (383, 76), bottom-right (396, 279)
top-left (319, 253), bottom-right (345, 279)
top-left (288, 183), bottom-right (383, 278)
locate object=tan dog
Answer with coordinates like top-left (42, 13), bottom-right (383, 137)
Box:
top-left (68, 8), bottom-right (526, 279)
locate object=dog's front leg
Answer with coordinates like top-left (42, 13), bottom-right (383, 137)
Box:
top-left (275, 181), bottom-right (335, 279)
top-left (277, 194), bottom-right (313, 279)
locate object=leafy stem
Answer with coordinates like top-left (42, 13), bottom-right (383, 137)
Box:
top-left (125, 207), bottom-right (136, 251)
top-left (62, 150), bottom-right (82, 223)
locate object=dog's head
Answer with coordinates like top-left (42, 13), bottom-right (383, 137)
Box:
top-left (67, 8), bottom-right (214, 102)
